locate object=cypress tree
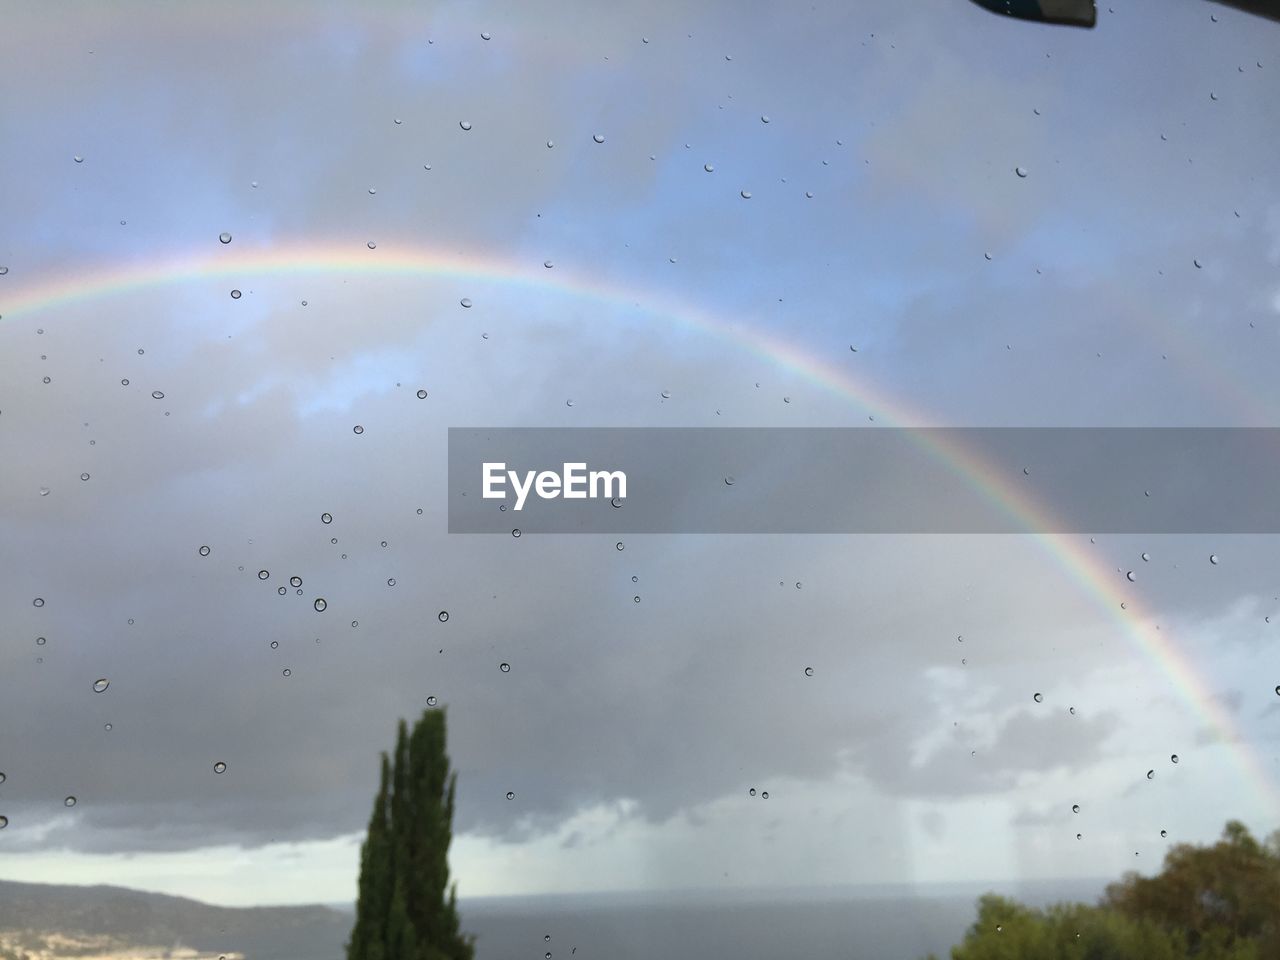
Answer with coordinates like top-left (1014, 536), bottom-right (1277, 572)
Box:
top-left (348, 709), bottom-right (473, 960)
top-left (347, 753), bottom-right (392, 960)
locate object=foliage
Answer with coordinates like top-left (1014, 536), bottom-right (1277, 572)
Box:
top-left (937, 820), bottom-right (1279, 960)
top-left (347, 709), bottom-right (474, 960)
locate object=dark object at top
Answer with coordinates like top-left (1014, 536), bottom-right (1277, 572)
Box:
top-left (967, 0), bottom-right (1097, 27)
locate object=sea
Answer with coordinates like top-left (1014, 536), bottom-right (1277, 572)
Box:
top-left (279, 880), bottom-right (1107, 960)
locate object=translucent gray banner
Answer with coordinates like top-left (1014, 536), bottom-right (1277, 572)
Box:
top-left (447, 428), bottom-right (1280, 534)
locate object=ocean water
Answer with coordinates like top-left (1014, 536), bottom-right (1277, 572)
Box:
top-left (293, 881), bottom-right (1106, 960)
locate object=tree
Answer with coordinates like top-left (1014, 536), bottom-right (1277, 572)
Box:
top-left (347, 709), bottom-right (474, 960)
top-left (938, 821), bottom-right (1277, 960)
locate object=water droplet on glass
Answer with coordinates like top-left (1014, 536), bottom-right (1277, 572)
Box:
top-left (499, 662), bottom-right (511, 673)
top-left (219, 232), bottom-right (232, 244)
top-left (283, 668), bottom-right (291, 677)
top-left (761, 791), bottom-right (769, 799)
top-left (438, 610), bottom-right (449, 622)
top-left (805, 191), bottom-right (813, 198)
top-left (544, 260), bottom-right (554, 269)
top-left (368, 187), bottom-right (377, 195)
top-left (459, 121), bottom-right (472, 131)
top-left (367, 241), bottom-right (377, 250)
top-left (481, 31), bottom-right (491, 39)
top-left (353, 425), bottom-right (364, 435)
top-left (80, 472), bottom-right (90, 481)
top-left (290, 576), bottom-right (302, 587)
top-left (270, 641), bottom-right (279, 649)
top-left (1194, 259), bottom-right (1203, 269)
top-left (74, 154), bottom-right (84, 163)
top-left (314, 598), bottom-right (327, 612)
top-left (1141, 552), bottom-right (1150, 561)
top-left (427, 695), bottom-right (438, 706)
top-left (611, 496), bottom-right (623, 508)
top-left (213, 762), bottom-right (226, 774)
top-left (36, 637), bottom-right (45, 646)
top-left (321, 512), bottom-right (333, 524)
top-left (64, 796), bottom-right (77, 807)
top-left (511, 528), bottom-right (521, 538)
top-left (1170, 754), bottom-right (1178, 763)
top-left (593, 133), bottom-right (605, 143)
top-left (1126, 570), bottom-right (1136, 582)
top-left (1209, 554), bottom-right (1219, 564)
top-left (230, 289), bottom-right (242, 299)
top-left (740, 190), bottom-right (752, 199)
top-left (704, 163), bottom-right (714, 172)
top-left (1033, 692), bottom-right (1043, 703)
top-left (760, 115), bottom-right (770, 123)
top-left (92, 678), bottom-right (109, 693)
top-left (803, 666), bottom-right (814, 677)
top-left (1160, 829), bottom-right (1168, 838)
top-left (1015, 166), bottom-right (1028, 178)
top-left (33, 598), bottom-right (44, 607)
top-left (546, 139), bottom-right (555, 149)
top-left (1146, 769), bottom-right (1154, 780)
top-left (460, 298), bottom-right (472, 308)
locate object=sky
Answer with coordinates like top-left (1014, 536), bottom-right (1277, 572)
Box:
top-left (1, 0), bottom-right (1279, 908)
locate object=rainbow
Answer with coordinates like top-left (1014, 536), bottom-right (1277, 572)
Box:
top-left (3, 238), bottom-right (1276, 808)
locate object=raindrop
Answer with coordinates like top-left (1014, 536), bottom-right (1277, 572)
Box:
top-left (1209, 554), bottom-right (1219, 564)
top-left (984, 252), bottom-right (993, 261)
top-left (74, 154), bottom-right (84, 163)
top-left (634, 596), bottom-right (641, 603)
top-left (270, 641), bottom-right (279, 649)
top-left (283, 668), bottom-right (291, 677)
top-left (661, 390), bottom-right (671, 399)
top-left (1069, 706), bottom-right (1076, 715)
top-left (805, 191), bottom-right (813, 198)
top-left (460, 298), bottom-right (473, 308)
top-left (43, 376), bottom-right (51, 384)
top-left (0, 773), bottom-right (4, 784)
top-left (0, 816), bottom-right (6, 829)
top-left (353, 425), bottom-right (364, 435)
top-left (121, 379), bottom-right (129, 386)
top-left (92, 678), bottom-right (109, 693)
top-left (427, 696), bottom-right (438, 706)
top-left (368, 187), bottom-right (377, 195)
top-left (417, 389), bottom-right (428, 399)
top-left (1161, 829), bottom-right (1168, 838)
top-left (761, 791), bottom-right (769, 799)
top-left (1034, 692), bottom-right (1043, 702)
top-left (760, 115), bottom-right (770, 123)
top-left (1015, 166), bottom-right (1028, 178)
top-left (314, 598), bottom-right (327, 612)
top-left (290, 576), bottom-right (301, 587)
top-left (511, 528), bottom-right (521, 538)
top-left (1141, 552), bottom-right (1150, 561)
top-left (1126, 570), bottom-right (1136, 582)
top-left (230, 289), bottom-right (242, 299)
top-left (152, 390), bottom-right (165, 399)
top-left (322, 513), bottom-right (333, 523)
top-left (704, 163), bottom-right (714, 172)
top-left (459, 121), bottom-right (472, 131)
top-left (104, 723), bottom-right (111, 731)
top-left (258, 569), bottom-right (270, 580)
top-left (481, 31), bottom-right (491, 39)
top-left (546, 140), bottom-right (554, 149)
top-left (438, 611), bottom-right (449, 622)
top-left (251, 180), bottom-right (259, 187)
top-left (593, 133), bottom-right (605, 143)
top-left (749, 788), bottom-right (756, 796)
top-left (64, 796), bottom-right (77, 807)
top-left (1170, 754), bottom-right (1178, 764)
top-left (80, 473), bottom-right (90, 481)
top-left (500, 662), bottom-right (511, 673)
top-left (506, 791), bottom-right (515, 800)
top-left (219, 232), bottom-right (232, 244)
top-left (367, 241), bottom-right (377, 250)
top-left (610, 497), bottom-right (623, 508)
top-left (277, 586), bottom-right (287, 595)
top-left (1072, 804), bottom-right (1080, 813)
top-left (33, 598), bottom-right (44, 607)
top-left (544, 260), bottom-right (554, 269)
top-left (1194, 259), bottom-right (1203, 269)
top-left (36, 637), bottom-right (45, 646)
top-left (740, 190), bottom-right (752, 199)
top-left (804, 666), bottom-right (814, 677)
top-left (724, 476), bottom-right (735, 486)
top-left (213, 762), bottom-right (227, 774)
top-left (1146, 769), bottom-right (1154, 780)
